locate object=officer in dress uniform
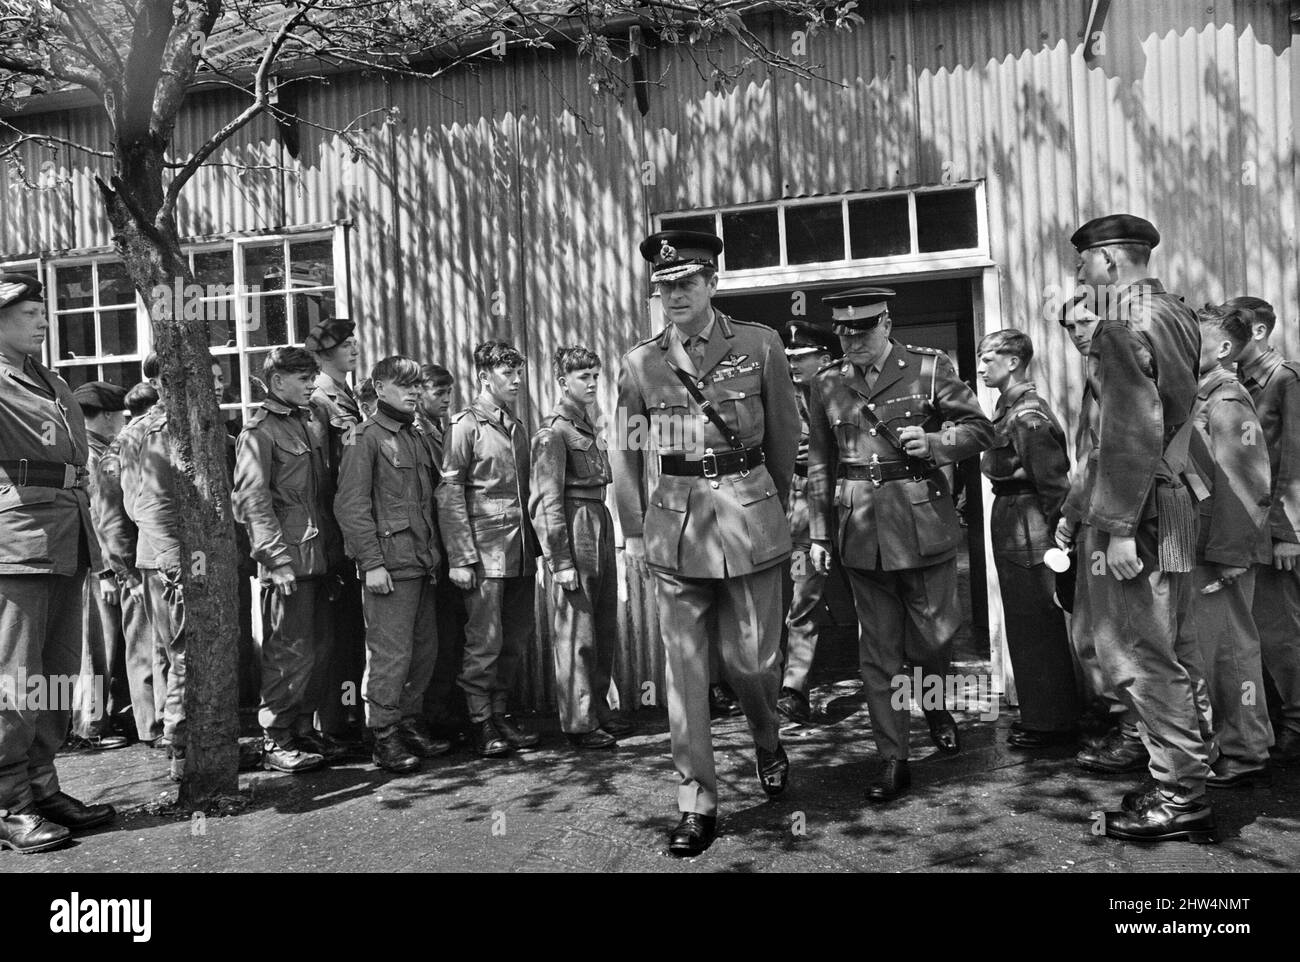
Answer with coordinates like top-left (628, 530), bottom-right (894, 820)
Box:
top-left (307, 317), bottom-right (366, 742)
top-left (806, 287), bottom-right (994, 802)
top-left (1228, 296), bottom-right (1300, 766)
top-left (1059, 215), bottom-right (1216, 843)
top-left (0, 273), bottom-right (116, 854)
top-left (778, 321), bottom-right (842, 725)
top-left (612, 230), bottom-right (799, 856)
top-left (975, 330), bottom-right (1080, 748)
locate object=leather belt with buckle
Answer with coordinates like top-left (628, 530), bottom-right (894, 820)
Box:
top-left (0, 459), bottom-right (87, 489)
top-left (837, 458), bottom-right (930, 487)
top-left (660, 447), bottom-right (765, 478)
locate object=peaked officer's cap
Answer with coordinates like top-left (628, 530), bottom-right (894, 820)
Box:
top-left (640, 230), bottom-right (723, 284)
top-left (783, 319), bottom-right (841, 358)
top-left (822, 287), bottom-right (896, 332)
top-left (1070, 214), bottom-right (1160, 252)
top-left (0, 273), bottom-right (44, 309)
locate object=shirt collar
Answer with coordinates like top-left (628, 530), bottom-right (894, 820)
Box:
top-left (474, 395), bottom-right (517, 427)
top-left (261, 395), bottom-right (302, 416)
top-left (554, 394), bottom-right (593, 430)
top-left (673, 312), bottom-right (716, 346)
top-left (995, 379), bottom-right (1036, 416)
top-left (1240, 346), bottom-right (1282, 383)
top-left (372, 410), bottom-right (406, 433)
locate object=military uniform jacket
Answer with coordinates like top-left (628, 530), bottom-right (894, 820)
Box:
top-left (1190, 368), bottom-right (1273, 568)
top-left (529, 396), bottom-right (613, 573)
top-left (233, 396), bottom-right (344, 582)
top-left (611, 312), bottom-right (799, 578)
top-left (808, 341), bottom-right (993, 571)
top-left (85, 429), bottom-right (116, 579)
top-left (436, 397), bottom-right (537, 578)
top-left (313, 373), bottom-right (361, 484)
top-left (335, 409), bottom-right (441, 579)
top-left (981, 381), bottom-right (1071, 566)
top-left (1067, 278), bottom-right (1200, 536)
top-left (95, 412), bottom-right (153, 582)
top-left (1239, 347), bottom-right (1300, 544)
top-left (418, 412), bottom-right (447, 469)
top-left (120, 404), bottom-right (183, 572)
top-left (0, 353), bottom-right (100, 575)
top-left (787, 387), bottom-right (814, 549)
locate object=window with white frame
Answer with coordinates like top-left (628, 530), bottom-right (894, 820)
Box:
top-left (45, 226), bottom-right (349, 429)
top-left (656, 183), bottom-right (988, 278)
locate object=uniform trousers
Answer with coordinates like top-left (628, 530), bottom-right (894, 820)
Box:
top-left (654, 564), bottom-right (783, 816)
top-left (259, 578), bottom-right (334, 743)
top-left (550, 500), bottom-right (619, 734)
top-left (843, 559), bottom-right (960, 761)
top-left (423, 564), bottom-right (468, 724)
top-left (141, 568), bottom-right (187, 751)
top-left (1074, 522), bottom-right (1211, 801)
top-left (0, 571), bottom-right (86, 811)
top-left (782, 548), bottom-right (830, 693)
top-left (994, 558), bottom-right (1080, 732)
top-left (319, 571), bottom-right (366, 736)
top-left (361, 575), bottom-right (438, 729)
top-left (119, 584), bottom-right (161, 742)
top-left (73, 578), bottom-right (132, 738)
top-left (1253, 564), bottom-right (1300, 738)
top-left (459, 575), bottom-right (535, 722)
top-left (1191, 566), bottom-right (1272, 771)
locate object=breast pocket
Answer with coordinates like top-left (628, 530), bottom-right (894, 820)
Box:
top-left (565, 435), bottom-right (600, 479)
top-left (378, 442), bottom-right (412, 512)
top-left (271, 435), bottom-right (311, 499)
top-left (718, 386), bottom-right (764, 441)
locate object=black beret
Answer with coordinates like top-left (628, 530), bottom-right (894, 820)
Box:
top-left (0, 273), bottom-right (44, 309)
top-left (304, 316), bottom-right (356, 353)
top-left (72, 380), bottom-right (128, 412)
top-left (1071, 214), bottom-right (1160, 252)
top-left (783, 320), bottom-right (841, 358)
top-left (640, 230), bottom-right (723, 283)
top-left (822, 287), bottom-right (896, 331)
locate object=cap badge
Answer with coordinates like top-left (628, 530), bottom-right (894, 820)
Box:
top-left (659, 242), bottom-right (676, 262)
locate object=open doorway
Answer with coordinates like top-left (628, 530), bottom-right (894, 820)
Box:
top-left (712, 274), bottom-right (990, 663)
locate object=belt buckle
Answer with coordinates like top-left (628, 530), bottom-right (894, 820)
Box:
top-left (867, 455), bottom-right (883, 487)
top-left (701, 451), bottom-right (719, 479)
top-left (63, 463), bottom-right (77, 488)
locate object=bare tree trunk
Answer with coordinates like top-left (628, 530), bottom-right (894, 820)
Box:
top-left (97, 146), bottom-right (240, 806)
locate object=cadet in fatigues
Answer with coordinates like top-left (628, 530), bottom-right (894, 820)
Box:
top-left (0, 273), bottom-right (116, 854)
top-left (1229, 296), bottom-right (1300, 766)
top-left (976, 330), bottom-right (1080, 748)
top-left (1187, 306), bottom-right (1273, 785)
top-left (234, 347), bottom-right (349, 773)
top-left (1064, 215), bottom-right (1216, 843)
top-left (437, 341), bottom-right (541, 758)
top-left (418, 363), bottom-right (470, 740)
top-left (612, 231), bottom-right (799, 857)
top-left (307, 317), bottom-right (366, 741)
top-left (71, 381), bottom-right (132, 750)
top-left (807, 288), bottom-right (994, 802)
top-left (531, 346), bottom-right (633, 749)
top-left (334, 355), bottom-right (450, 774)
top-left (777, 321), bottom-right (842, 725)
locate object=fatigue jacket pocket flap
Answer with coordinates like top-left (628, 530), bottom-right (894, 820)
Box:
top-left (907, 477), bottom-right (948, 504)
top-left (377, 516), bottom-right (411, 537)
top-left (569, 435), bottom-right (594, 451)
top-left (379, 444), bottom-right (409, 468)
top-left (0, 485), bottom-right (58, 512)
top-left (273, 436), bottom-right (310, 457)
top-left (469, 496), bottom-right (515, 519)
top-left (733, 470), bottom-right (777, 506)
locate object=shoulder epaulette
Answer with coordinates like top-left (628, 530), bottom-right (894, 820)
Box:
top-left (629, 327), bottom-right (666, 351)
top-left (245, 406), bottom-right (270, 428)
top-left (904, 343), bottom-right (943, 356)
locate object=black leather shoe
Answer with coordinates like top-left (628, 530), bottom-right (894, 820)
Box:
top-left (371, 725), bottom-right (420, 774)
top-left (777, 687), bottom-right (812, 725)
top-left (756, 742), bottom-right (790, 797)
top-left (263, 741), bottom-right (325, 774)
top-left (668, 812), bottom-right (717, 856)
top-left (473, 719), bottom-right (513, 758)
top-left (64, 733), bottom-right (130, 752)
top-left (1007, 725), bottom-right (1078, 750)
top-left (1100, 796), bottom-right (1218, 843)
top-left (294, 729), bottom-right (351, 762)
top-left (568, 729), bottom-right (617, 750)
top-left (600, 716), bottom-right (636, 738)
top-left (925, 709), bottom-right (960, 754)
top-left (709, 683), bottom-right (743, 718)
top-left (0, 809), bottom-right (71, 853)
top-left (492, 713), bottom-right (540, 749)
top-left (1121, 786), bottom-right (1162, 813)
top-left (1269, 729), bottom-right (1300, 765)
top-left (1076, 731), bottom-right (1149, 773)
top-left (33, 792), bottom-right (116, 833)
top-left (396, 719), bottom-right (452, 758)
top-left (866, 759), bottom-right (911, 802)
top-left (1207, 766), bottom-right (1269, 789)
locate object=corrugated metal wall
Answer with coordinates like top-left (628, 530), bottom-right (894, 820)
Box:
top-left (3, 0), bottom-right (1299, 712)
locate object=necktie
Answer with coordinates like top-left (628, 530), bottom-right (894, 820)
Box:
top-left (687, 335), bottom-right (706, 372)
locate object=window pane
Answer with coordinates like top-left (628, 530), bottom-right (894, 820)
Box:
top-left (59, 364), bottom-right (96, 389)
top-left (206, 300), bottom-right (238, 348)
top-left (243, 350), bottom-right (272, 403)
top-left (98, 261), bottom-right (134, 307)
top-left (288, 239), bottom-right (334, 288)
top-left (785, 203), bottom-right (845, 265)
top-left (291, 290), bottom-right (335, 339)
top-left (916, 189), bottom-right (979, 252)
top-left (848, 195), bottom-right (911, 259)
top-left (101, 361), bottom-right (141, 388)
top-left (243, 242), bottom-right (286, 292)
top-left (193, 248), bottom-right (234, 287)
top-left (55, 265), bottom-right (94, 311)
top-left (659, 214), bottom-right (716, 234)
top-left (245, 295), bottom-right (288, 348)
top-left (99, 308), bottom-right (138, 357)
top-left (57, 313), bottom-right (96, 360)
top-left (721, 209), bottom-right (779, 270)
